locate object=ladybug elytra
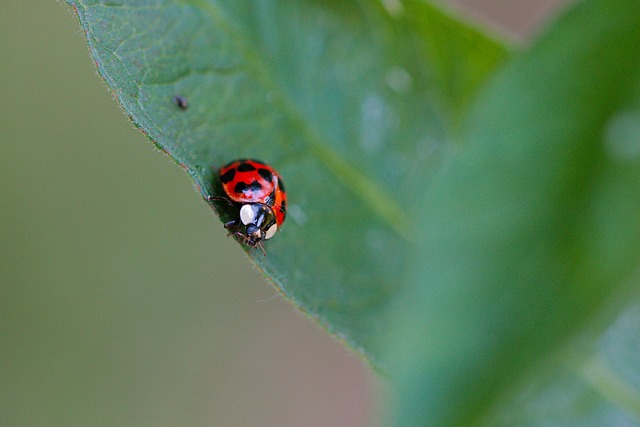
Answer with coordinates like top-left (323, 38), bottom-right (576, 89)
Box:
top-left (217, 159), bottom-right (286, 252)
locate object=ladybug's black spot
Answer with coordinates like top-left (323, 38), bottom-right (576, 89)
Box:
top-left (237, 162), bottom-right (257, 172)
top-left (234, 180), bottom-right (262, 194)
top-left (257, 168), bottom-right (273, 181)
top-left (234, 182), bottom-right (248, 194)
top-left (220, 168), bottom-right (236, 184)
top-left (280, 199), bottom-right (287, 215)
top-left (278, 178), bottom-right (286, 192)
top-left (249, 180), bottom-right (263, 192)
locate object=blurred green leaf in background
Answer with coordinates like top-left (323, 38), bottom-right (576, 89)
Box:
top-left (4, 0), bottom-right (640, 426)
top-left (386, 0), bottom-right (640, 425)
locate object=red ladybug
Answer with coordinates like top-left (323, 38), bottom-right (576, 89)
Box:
top-left (218, 159), bottom-right (286, 252)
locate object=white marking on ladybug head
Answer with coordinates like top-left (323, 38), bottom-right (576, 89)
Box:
top-left (240, 204), bottom-right (256, 225)
top-left (264, 223), bottom-right (278, 240)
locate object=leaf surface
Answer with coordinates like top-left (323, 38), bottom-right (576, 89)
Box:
top-left (68, 0), bottom-right (508, 364)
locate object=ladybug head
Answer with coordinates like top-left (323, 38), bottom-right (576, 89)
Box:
top-left (239, 203), bottom-right (278, 246)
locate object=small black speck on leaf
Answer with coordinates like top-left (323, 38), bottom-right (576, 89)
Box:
top-left (172, 95), bottom-right (189, 110)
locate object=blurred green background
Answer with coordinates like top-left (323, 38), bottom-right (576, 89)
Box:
top-left (0, 1), bottom-right (562, 426)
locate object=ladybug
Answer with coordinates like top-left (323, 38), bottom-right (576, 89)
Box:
top-left (217, 159), bottom-right (286, 252)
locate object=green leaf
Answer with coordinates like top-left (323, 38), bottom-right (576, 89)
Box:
top-left (491, 302), bottom-right (640, 426)
top-left (384, 0), bottom-right (640, 424)
top-left (402, 0), bottom-right (512, 126)
top-left (67, 0), bottom-right (508, 365)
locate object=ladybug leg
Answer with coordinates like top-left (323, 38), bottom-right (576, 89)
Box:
top-left (256, 242), bottom-right (267, 257)
top-left (224, 219), bottom-right (239, 230)
top-left (223, 220), bottom-right (244, 239)
top-left (210, 195), bottom-right (234, 206)
top-left (233, 231), bottom-right (248, 243)
top-left (232, 231), bottom-right (256, 249)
